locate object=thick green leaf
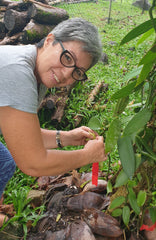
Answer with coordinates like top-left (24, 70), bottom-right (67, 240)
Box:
top-left (120, 18), bottom-right (156, 45)
top-left (139, 44), bottom-right (156, 66)
top-left (122, 206), bottom-right (130, 226)
top-left (112, 208), bottom-right (122, 217)
top-left (117, 136), bottom-right (135, 178)
top-left (137, 190), bottom-right (147, 207)
top-left (107, 180), bottom-right (113, 195)
top-left (109, 196), bottom-right (125, 210)
top-left (105, 118), bottom-right (121, 153)
top-left (123, 108), bottom-right (152, 136)
top-left (113, 96), bottom-right (129, 116)
top-left (88, 116), bottom-right (102, 130)
top-left (128, 188), bottom-right (140, 215)
top-left (114, 169), bottom-right (129, 188)
top-left (111, 81), bottom-right (137, 100)
top-left (136, 62), bottom-right (154, 86)
top-left (136, 28), bottom-right (155, 46)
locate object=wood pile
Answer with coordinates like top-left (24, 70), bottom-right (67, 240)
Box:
top-left (0, 0), bottom-right (69, 44)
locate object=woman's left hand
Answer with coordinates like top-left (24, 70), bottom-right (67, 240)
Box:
top-left (63, 126), bottom-right (98, 147)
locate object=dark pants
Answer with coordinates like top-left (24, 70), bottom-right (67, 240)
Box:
top-left (0, 142), bottom-right (16, 198)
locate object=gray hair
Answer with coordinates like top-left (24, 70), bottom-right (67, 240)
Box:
top-left (37, 18), bottom-right (102, 68)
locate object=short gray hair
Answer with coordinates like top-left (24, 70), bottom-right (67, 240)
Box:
top-left (37, 18), bottom-right (102, 68)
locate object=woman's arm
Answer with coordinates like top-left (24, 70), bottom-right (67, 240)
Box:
top-left (0, 107), bottom-right (107, 177)
top-left (40, 127), bottom-right (98, 149)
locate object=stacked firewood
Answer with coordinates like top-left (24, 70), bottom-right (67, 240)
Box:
top-left (0, 0), bottom-right (69, 45)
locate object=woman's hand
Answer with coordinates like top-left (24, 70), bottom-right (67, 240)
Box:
top-left (84, 136), bottom-right (107, 163)
top-left (62, 126), bottom-right (98, 147)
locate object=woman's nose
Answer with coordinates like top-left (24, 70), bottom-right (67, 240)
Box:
top-left (62, 66), bottom-right (74, 80)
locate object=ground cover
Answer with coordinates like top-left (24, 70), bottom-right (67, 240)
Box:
top-left (0, 0), bottom-right (155, 239)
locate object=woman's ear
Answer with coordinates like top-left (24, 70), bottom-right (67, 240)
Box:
top-left (44, 33), bottom-right (55, 48)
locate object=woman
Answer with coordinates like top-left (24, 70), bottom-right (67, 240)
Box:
top-left (0, 18), bottom-right (107, 225)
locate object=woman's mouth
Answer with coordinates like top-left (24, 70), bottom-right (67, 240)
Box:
top-left (53, 72), bottom-right (60, 83)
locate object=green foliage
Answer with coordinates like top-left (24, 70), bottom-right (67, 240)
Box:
top-left (106, 0), bottom-right (156, 230)
top-left (120, 18), bottom-right (156, 45)
top-left (109, 196), bottom-right (125, 210)
top-left (88, 116), bottom-right (102, 130)
top-left (105, 118), bottom-right (121, 153)
top-left (0, 188), bottom-right (45, 240)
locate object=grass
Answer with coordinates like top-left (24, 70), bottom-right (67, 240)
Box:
top-left (1, 0), bottom-right (155, 234)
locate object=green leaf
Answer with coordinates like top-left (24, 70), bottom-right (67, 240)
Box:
top-left (88, 116), bottom-right (102, 130)
top-left (123, 108), bottom-right (152, 136)
top-left (113, 96), bottom-right (129, 116)
top-left (135, 153), bottom-right (141, 169)
top-left (105, 118), bottom-right (121, 153)
top-left (117, 136), bottom-right (135, 178)
top-left (122, 206), bottom-right (130, 226)
top-left (114, 169), bottom-right (129, 188)
top-left (139, 44), bottom-right (156, 66)
top-left (111, 80), bottom-right (137, 100)
top-left (136, 62), bottom-right (154, 86)
top-left (107, 180), bottom-right (113, 194)
top-left (136, 28), bottom-right (155, 46)
top-left (122, 66), bottom-right (143, 83)
top-left (128, 188), bottom-right (140, 215)
top-left (109, 196), bottom-right (125, 210)
top-left (112, 208), bottom-right (122, 217)
top-left (120, 18), bottom-right (156, 45)
top-left (137, 190), bottom-right (147, 207)
top-left (149, 207), bottom-right (156, 223)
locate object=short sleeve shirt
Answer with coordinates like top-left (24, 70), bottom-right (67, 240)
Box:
top-left (0, 45), bottom-right (47, 134)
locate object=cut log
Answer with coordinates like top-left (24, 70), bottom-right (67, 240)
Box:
top-left (19, 19), bottom-right (54, 44)
top-left (0, 32), bottom-right (21, 45)
top-left (7, 1), bottom-right (32, 12)
top-left (28, 3), bottom-right (69, 25)
top-left (0, 0), bottom-right (12, 6)
top-left (4, 9), bottom-right (30, 35)
top-left (0, 21), bottom-right (7, 39)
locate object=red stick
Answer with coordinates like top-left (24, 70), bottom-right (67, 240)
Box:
top-left (140, 222), bottom-right (156, 231)
top-left (92, 162), bottom-right (99, 186)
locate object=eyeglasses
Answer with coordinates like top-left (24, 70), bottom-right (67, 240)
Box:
top-left (58, 41), bottom-right (88, 82)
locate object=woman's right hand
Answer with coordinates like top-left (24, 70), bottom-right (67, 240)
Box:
top-left (84, 136), bottom-right (107, 164)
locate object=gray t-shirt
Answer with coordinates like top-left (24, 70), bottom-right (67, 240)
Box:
top-left (0, 45), bottom-right (47, 134)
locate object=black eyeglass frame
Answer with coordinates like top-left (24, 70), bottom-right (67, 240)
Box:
top-left (58, 41), bottom-right (88, 82)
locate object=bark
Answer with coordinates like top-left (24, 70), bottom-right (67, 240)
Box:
top-left (38, 84), bottom-right (76, 123)
top-left (0, 21), bottom-right (7, 39)
top-left (0, 0), bottom-right (12, 6)
top-left (7, 1), bottom-right (32, 12)
top-left (19, 19), bottom-right (54, 44)
top-left (4, 9), bottom-right (30, 35)
top-left (27, 2), bottom-right (69, 25)
top-left (0, 32), bottom-right (21, 45)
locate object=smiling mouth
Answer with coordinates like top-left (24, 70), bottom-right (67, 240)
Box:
top-left (53, 72), bottom-right (60, 83)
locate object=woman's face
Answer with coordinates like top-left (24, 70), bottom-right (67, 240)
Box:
top-left (35, 34), bottom-right (92, 88)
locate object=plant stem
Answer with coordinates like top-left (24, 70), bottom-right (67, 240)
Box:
top-left (149, 0), bottom-right (156, 34)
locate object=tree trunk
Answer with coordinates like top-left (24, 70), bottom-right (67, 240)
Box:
top-left (27, 3), bottom-right (69, 25)
top-left (4, 9), bottom-right (30, 35)
top-left (19, 19), bottom-right (54, 44)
